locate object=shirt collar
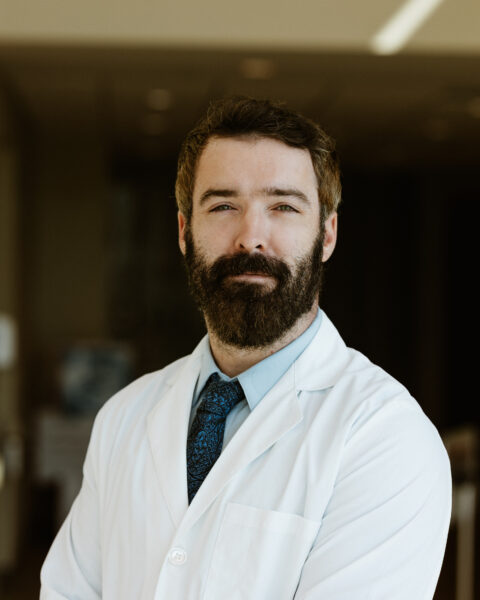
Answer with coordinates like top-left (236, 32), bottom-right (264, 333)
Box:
top-left (193, 309), bottom-right (322, 411)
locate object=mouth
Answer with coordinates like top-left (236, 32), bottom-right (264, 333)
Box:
top-left (226, 272), bottom-right (276, 286)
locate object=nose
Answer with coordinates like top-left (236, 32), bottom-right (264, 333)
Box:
top-left (234, 210), bottom-right (267, 253)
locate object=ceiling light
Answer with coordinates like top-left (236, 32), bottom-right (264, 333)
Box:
top-left (146, 89), bottom-right (173, 111)
top-left (239, 58), bottom-right (275, 80)
top-left (370, 0), bottom-right (445, 55)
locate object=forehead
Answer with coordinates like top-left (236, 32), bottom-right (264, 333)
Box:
top-left (193, 136), bottom-right (317, 196)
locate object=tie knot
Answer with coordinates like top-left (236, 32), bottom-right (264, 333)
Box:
top-left (200, 372), bottom-right (244, 419)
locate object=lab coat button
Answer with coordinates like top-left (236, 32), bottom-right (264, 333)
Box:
top-left (168, 547), bottom-right (187, 565)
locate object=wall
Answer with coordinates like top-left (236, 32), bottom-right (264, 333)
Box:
top-left (24, 130), bottom-right (110, 410)
top-left (0, 89), bottom-right (21, 572)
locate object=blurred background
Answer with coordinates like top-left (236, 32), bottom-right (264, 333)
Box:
top-left (0, 0), bottom-right (478, 598)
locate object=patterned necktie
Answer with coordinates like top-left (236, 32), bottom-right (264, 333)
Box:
top-left (187, 373), bottom-right (244, 503)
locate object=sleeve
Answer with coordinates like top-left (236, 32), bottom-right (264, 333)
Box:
top-left (40, 414), bottom-right (103, 600)
top-left (294, 399), bottom-right (452, 600)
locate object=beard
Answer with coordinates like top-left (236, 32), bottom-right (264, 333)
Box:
top-left (183, 225), bottom-right (325, 349)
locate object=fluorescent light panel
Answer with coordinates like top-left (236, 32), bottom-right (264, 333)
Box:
top-left (371, 0), bottom-right (445, 55)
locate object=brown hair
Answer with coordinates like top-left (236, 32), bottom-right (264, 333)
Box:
top-left (175, 96), bottom-right (341, 221)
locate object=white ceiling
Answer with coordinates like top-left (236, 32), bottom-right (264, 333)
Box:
top-left (0, 0), bottom-right (479, 54)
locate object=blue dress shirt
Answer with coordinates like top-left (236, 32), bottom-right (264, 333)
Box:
top-left (189, 309), bottom-right (322, 448)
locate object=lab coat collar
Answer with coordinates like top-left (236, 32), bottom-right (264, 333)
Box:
top-left (294, 310), bottom-right (351, 392)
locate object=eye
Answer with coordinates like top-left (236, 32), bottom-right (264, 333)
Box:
top-left (210, 204), bottom-right (234, 212)
top-left (274, 204), bottom-right (298, 213)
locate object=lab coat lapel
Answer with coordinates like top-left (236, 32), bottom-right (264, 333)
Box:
top-left (181, 311), bottom-right (352, 532)
top-left (181, 365), bottom-right (302, 532)
top-left (293, 311), bottom-right (351, 391)
top-left (146, 345), bottom-right (203, 529)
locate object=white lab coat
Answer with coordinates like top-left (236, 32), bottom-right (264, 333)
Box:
top-left (41, 312), bottom-right (451, 599)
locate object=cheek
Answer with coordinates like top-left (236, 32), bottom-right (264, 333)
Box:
top-left (194, 221), bottom-right (235, 255)
top-left (272, 226), bottom-right (317, 258)
top-left (190, 230), bottom-right (227, 264)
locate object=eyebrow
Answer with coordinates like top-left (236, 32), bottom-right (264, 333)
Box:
top-left (263, 187), bottom-right (310, 205)
top-left (198, 189), bottom-right (237, 206)
top-left (198, 187), bottom-right (311, 206)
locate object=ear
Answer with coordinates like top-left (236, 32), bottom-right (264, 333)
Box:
top-left (178, 211), bottom-right (187, 256)
top-left (322, 211), bottom-right (337, 262)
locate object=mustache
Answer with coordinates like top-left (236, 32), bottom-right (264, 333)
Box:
top-left (207, 252), bottom-right (290, 284)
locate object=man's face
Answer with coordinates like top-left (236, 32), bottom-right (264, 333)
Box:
top-left (178, 136), bottom-right (337, 348)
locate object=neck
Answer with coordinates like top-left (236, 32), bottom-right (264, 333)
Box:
top-left (207, 304), bottom-right (318, 377)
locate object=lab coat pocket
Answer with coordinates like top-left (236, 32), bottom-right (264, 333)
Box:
top-left (205, 502), bottom-right (320, 600)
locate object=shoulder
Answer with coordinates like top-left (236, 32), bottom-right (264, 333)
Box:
top-left (331, 345), bottom-right (445, 456)
top-left (342, 347), bottom-right (433, 437)
top-left (340, 346), bottom-right (417, 423)
top-left (302, 312), bottom-right (431, 425)
top-left (299, 313), bottom-right (415, 418)
top-left (88, 354), bottom-right (190, 448)
top-left (102, 354), bottom-right (188, 415)
top-left (331, 348), bottom-right (451, 500)
top-left (300, 314), bottom-right (450, 477)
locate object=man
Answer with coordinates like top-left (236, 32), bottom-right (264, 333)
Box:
top-left (41, 97), bottom-right (451, 599)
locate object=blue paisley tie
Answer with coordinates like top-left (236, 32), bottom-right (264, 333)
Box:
top-left (187, 373), bottom-right (244, 503)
